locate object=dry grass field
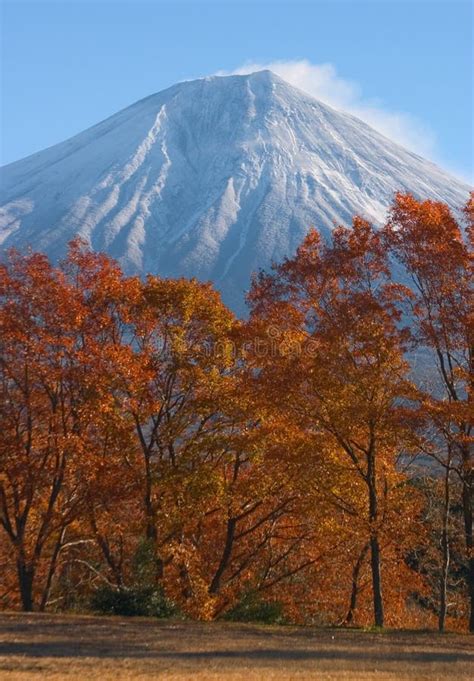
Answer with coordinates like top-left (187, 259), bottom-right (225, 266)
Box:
top-left (0, 612), bottom-right (472, 680)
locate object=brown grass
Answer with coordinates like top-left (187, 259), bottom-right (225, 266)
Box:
top-left (0, 612), bottom-right (472, 680)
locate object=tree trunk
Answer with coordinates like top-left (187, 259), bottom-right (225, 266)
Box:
top-left (143, 454), bottom-right (163, 580)
top-left (134, 417), bottom-right (163, 580)
top-left (342, 542), bottom-right (369, 626)
top-left (468, 555), bottom-right (474, 633)
top-left (461, 468), bottom-right (473, 632)
top-left (145, 521), bottom-right (163, 581)
top-left (367, 446), bottom-right (384, 628)
top-left (90, 514), bottom-right (124, 588)
top-left (369, 535), bottom-right (384, 627)
top-left (39, 528), bottom-right (66, 611)
top-left (17, 559), bottom-right (35, 612)
top-left (439, 462), bottom-right (451, 632)
top-left (209, 516), bottom-right (236, 595)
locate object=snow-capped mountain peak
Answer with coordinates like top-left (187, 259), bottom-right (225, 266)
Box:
top-left (0, 71), bottom-right (470, 312)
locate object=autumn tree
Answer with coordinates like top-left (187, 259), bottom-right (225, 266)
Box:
top-left (384, 193), bottom-right (473, 631)
top-left (103, 276), bottom-right (321, 618)
top-left (247, 218), bottom-right (422, 627)
top-left (0, 250), bottom-right (109, 608)
top-left (2, 200), bottom-right (469, 631)
top-left (0, 243), bottom-right (148, 610)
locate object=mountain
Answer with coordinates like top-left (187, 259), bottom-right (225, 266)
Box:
top-left (0, 70), bottom-right (470, 312)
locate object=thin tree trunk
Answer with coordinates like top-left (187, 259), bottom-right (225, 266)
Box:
top-left (342, 542), bottom-right (369, 626)
top-left (367, 444), bottom-right (384, 628)
top-left (39, 527), bottom-right (66, 612)
top-left (90, 512), bottom-right (124, 588)
top-left (438, 461), bottom-right (451, 632)
top-left (461, 463), bottom-right (473, 632)
top-left (134, 416), bottom-right (163, 580)
top-left (209, 516), bottom-right (236, 594)
top-left (143, 454), bottom-right (163, 580)
top-left (369, 535), bottom-right (384, 627)
top-left (467, 554), bottom-right (474, 633)
top-left (17, 558), bottom-right (35, 612)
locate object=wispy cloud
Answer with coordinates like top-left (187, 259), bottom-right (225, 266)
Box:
top-left (217, 60), bottom-right (437, 161)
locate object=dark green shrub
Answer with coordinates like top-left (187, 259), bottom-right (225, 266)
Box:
top-left (223, 592), bottom-right (286, 624)
top-left (90, 584), bottom-right (178, 618)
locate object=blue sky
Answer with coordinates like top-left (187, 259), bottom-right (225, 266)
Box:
top-left (1, 0), bottom-right (472, 181)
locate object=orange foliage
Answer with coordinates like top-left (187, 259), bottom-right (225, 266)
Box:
top-left (0, 193), bottom-right (472, 632)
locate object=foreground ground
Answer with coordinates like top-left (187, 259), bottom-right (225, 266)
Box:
top-left (0, 613), bottom-right (472, 680)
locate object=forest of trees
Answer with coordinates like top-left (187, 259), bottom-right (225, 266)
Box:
top-left (0, 193), bottom-right (472, 632)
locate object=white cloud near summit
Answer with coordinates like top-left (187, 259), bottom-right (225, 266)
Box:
top-left (217, 60), bottom-right (437, 160)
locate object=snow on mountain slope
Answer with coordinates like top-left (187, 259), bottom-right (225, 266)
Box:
top-left (0, 70), bottom-right (470, 312)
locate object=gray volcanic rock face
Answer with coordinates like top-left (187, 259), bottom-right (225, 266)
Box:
top-left (0, 70), bottom-right (470, 312)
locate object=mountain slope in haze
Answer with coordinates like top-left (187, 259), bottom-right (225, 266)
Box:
top-left (0, 70), bottom-right (470, 312)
